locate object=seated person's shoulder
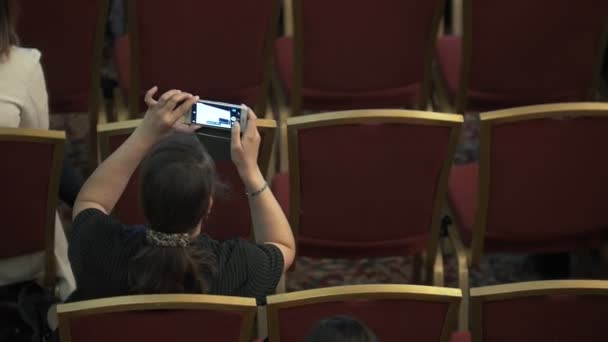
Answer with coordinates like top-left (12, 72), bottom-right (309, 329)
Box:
top-left (70, 208), bottom-right (134, 244)
top-left (4, 47), bottom-right (42, 71)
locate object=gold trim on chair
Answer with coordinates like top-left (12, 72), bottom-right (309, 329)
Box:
top-left (286, 110), bottom-right (462, 285)
top-left (0, 127), bottom-right (66, 291)
top-left (57, 294), bottom-right (257, 342)
top-left (469, 280), bottom-right (608, 342)
top-left (266, 284), bottom-right (462, 342)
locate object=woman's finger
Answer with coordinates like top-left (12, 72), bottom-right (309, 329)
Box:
top-left (144, 86), bottom-right (159, 106)
top-left (231, 122), bottom-right (242, 150)
top-left (171, 95), bottom-right (199, 120)
top-left (245, 108), bottom-right (258, 137)
top-left (161, 92), bottom-right (192, 112)
top-left (157, 89), bottom-right (182, 106)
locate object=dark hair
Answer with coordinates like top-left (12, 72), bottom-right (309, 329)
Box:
top-left (0, 0), bottom-right (19, 60)
top-left (306, 316), bottom-right (379, 342)
top-left (128, 133), bottom-right (218, 294)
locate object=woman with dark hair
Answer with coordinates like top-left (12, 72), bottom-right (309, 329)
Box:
top-left (306, 316), bottom-right (379, 342)
top-left (68, 87), bottom-right (295, 301)
top-left (0, 0), bottom-right (76, 301)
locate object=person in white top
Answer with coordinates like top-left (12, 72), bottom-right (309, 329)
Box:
top-left (0, 0), bottom-right (75, 302)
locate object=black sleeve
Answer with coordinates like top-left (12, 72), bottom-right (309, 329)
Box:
top-left (68, 208), bottom-right (126, 286)
top-left (212, 239), bottom-right (284, 303)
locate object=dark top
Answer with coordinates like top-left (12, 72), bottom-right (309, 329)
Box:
top-left (67, 209), bottom-right (284, 304)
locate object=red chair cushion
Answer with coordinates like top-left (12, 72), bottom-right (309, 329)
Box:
top-left (450, 331), bottom-right (471, 342)
top-left (436, 36), bottom-right (461, 102)
top-left (274, 37), bottom-right (420, 111)
top-left (113, 35), bottom-right (130, 97)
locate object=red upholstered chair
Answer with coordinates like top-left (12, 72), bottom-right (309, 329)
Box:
top-left (433, 0), bottom-right (608, 113)
top-left (266, 284), bottom-right (461, 342)
top-left (274, 0), bottom-right (446, 116)
top-left (272, 110), bottom-right (462, 284)
top-left (446, 103), bottom-right (608, 329)
top-left (97, 119), bottom-right (277, 240)
top-left (57, 294), bottom-right (257, 342)
top-left (470, 280), bottom-right (608, 342)
top-left (16, 0), bottom-right (108, 170)
top-left (0, 127), bottom-right (65, 290)
top-left (115, 0), bottom-right (280, 118)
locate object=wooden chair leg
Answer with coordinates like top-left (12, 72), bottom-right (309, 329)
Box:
top-left (275, 273), bottom-right (286, 294)
top-left (433, 241), bottom-right (445, 286)
top-left (256, 305), bottom-right (268, 339)
top-left (413, 253), bottom-right (423, 284)
top-left (447, 225), bottom-right (470, 331)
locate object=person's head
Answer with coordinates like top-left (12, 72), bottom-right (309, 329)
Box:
top-left (0, 0), bottom-right (19, 60)
top-left (306, 316), bottom-right (379, 342)
top-left (128, 133), bottom-right (219, 294)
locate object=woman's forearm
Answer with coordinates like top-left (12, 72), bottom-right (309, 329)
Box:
top-left (244, 168), bottom-right (296, 266)
top-left (72, 129), bottom-right (154, 219)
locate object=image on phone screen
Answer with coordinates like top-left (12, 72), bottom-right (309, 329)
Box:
top-left (191, 102), bottom-right (240, 130)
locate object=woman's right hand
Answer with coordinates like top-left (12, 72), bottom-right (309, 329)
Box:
top-left (231, 109), bottom-right (265, 191)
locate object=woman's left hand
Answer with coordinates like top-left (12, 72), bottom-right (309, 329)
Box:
top-left (137, 86), bottom-right (200, 142)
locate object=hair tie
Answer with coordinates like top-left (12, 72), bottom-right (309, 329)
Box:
top-left (146, 229), bottom-right (190, 247)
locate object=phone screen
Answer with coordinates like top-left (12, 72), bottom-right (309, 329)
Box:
top-left (191, 101), bottom-right (240, 130)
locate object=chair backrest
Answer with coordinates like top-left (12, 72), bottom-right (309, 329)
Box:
top-left (291, 0), bottom-right (445, 112)
top-left (57, 294), bottom-right (257, 342)
top-left (470, 280), bottom-right (608, 342)
top-left (97, 119), bottom-right (277, 240)
top-left (286, 110), bottom-right (461, 260)
top-left (470, 103), bottom-right (608, 263)
top-left (16, 0), bottom-right (107, 114)
top-left (0, 127), bottom-right (65, 288)
top-left (456, 0), bottom-right (608, 112)
top-left (267, 284), bottom-right (461, 342)
top-left (126, 0), bottom-right (279, 116)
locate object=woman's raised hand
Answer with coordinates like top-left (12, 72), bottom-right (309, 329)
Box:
top-left (138, 86), bottom-right (200, 142)
top-left (231, 108), bottom-right (264, 190)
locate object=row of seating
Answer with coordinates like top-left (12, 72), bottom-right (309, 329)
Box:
top-left (14, 0), bottom-right (608, 171)
top-left (56, 280), bottom-right (608, 341)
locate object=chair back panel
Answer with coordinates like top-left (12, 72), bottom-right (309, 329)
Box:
top-left (16, 0), bottom-right (106, 113)
top-left (294, 121), bottom-right (453, 257)
top-left (466, 0), bottom-right (608, 104)
top-left (108, 134), bottom-right (145, 225)
top-left (299, 0), bottom-right (442, 95)
top-left (486, 115), bottom-right (608, 241)
top-left (66, 309), bottom-right (245, 342)
top-left (131, 0), bottom-right (277, 109)
top-left (0, 141), bottom-right (55, 257)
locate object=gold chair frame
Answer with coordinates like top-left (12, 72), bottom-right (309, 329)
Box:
top-left (57, 294), bottom-right (257, 342)
top-left (286, 109), bottom-right (462, 285)
top-left (266, 284), bottom-right (462, 342)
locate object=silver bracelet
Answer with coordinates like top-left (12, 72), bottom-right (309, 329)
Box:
top-left (246, 181), bottom-right (268, 197)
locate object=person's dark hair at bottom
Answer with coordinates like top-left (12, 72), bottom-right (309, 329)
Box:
top-left (306, 316), bottom-right (378, 342)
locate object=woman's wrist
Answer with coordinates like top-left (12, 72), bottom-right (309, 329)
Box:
top-left (240, 167), bottom-right (265, 193)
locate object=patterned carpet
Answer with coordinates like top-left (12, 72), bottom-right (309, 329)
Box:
top-left (52, 110), bottom-right (603, 292)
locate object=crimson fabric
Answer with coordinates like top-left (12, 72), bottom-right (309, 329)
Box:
top-left (113, 35), bottom-right (130, 96)
top-left (0, 141), bottom-right (54, 257)
top-left (448, 116), bottom-right (608, 253)
top-left (206, 161), bottom-right (252, 240)
top-left (481, 294), bottom-right (608, 341)
top-left (276, 299), bottom-right (449, 342)
top-left (66, 309), bottom-right (246, 342)
top-left (436, 0), bottom-right (608, 112)
top-left (16, 0), bottom-right (103, 113)
top-left (450, 331), bottom-right (471, 342)
top-left (275, 38), bottom-right (420, 111)
top-left (108, 135), bottom-right (145, 226)
top-left (294, 123), bottom-right (451, 258)
top-left (121, 0), bottom-right (277, 113)
top-left (275, 0), bottom-right (441, 111)
top-left (271, 172), bottom-right (290, 218)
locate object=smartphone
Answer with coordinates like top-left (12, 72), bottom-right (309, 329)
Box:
top-left (187, 100), bottom-right (248, 131)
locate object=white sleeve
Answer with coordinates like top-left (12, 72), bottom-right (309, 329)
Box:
top-left (21, 61), bottom-right (50, 130)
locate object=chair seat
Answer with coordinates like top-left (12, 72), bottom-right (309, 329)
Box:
top-left (436, 36), bottom-right (584, 112)
top-left (448, 163), bottom-right (605, 253)
top-left (272, 172), bottom-right (429, 259)
top-left (274, 37), bottom-right (421, 111)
